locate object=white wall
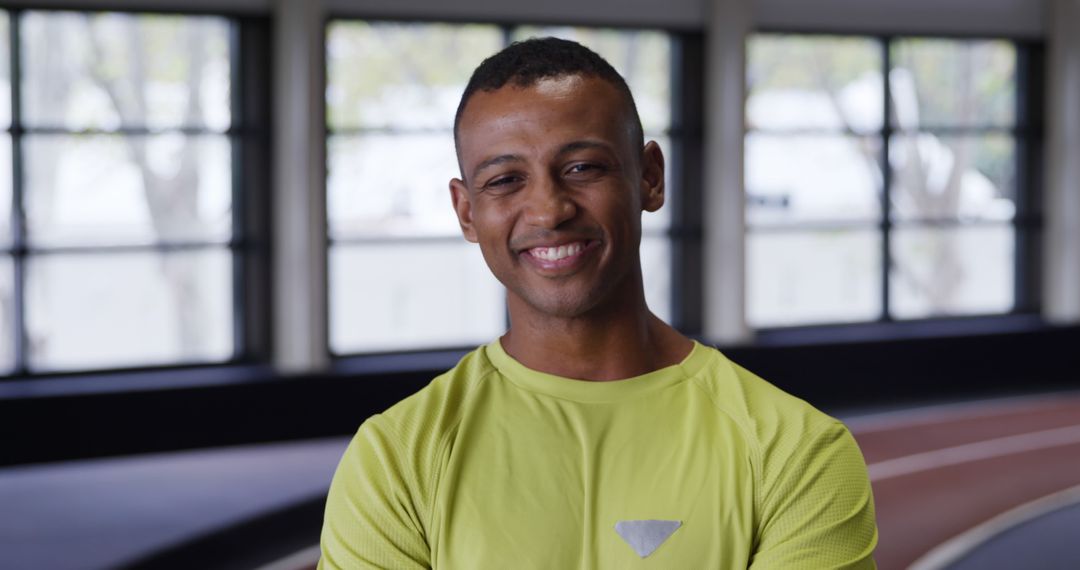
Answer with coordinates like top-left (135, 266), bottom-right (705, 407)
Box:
top-left (272, 0), bottom-right (329, 372)
top-left (1044, 0), bottom-right (1080, 323)
top-left (703, 0), bottom-right (751, 343)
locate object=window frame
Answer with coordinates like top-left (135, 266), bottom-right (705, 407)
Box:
top-left (0, 7), bottom-right (273, 381)
top-left (745, 30), bottom-right (1044, 337)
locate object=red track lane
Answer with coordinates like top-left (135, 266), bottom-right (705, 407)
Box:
top-left (850, 396), bottom-right (1080, 570)
top-left (851, 395), bottom-right (1080, 464)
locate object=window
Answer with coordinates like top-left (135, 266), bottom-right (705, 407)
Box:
top-left (3, 10), bottom-right (243, 375)
top-left (327, 21), bottom-right (677, 355)
top-left (745, 34), bottom-right (1031, 328)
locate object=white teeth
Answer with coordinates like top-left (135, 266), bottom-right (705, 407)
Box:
top-left (531, 242), bottom-right (584, 261)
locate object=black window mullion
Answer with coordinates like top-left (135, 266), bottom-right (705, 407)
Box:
top-left (234, 15), bottom-right (272, 365)
top-left (880, 35), bottom-right (893, 322)
top-left (228, 17), bottom-right (246, 363)
top-left (10, 8), bottom-right (26, 376)
top-left (25, 242), bottom-right (232, 255)
top-left (19, 126), bottom-right (243, 136)
top-left (1013, 39), bottom-right (1043, 315)
top-left (746, 221), bottom-right (891, 233)
top-left (669, 31), bottom-right (704, 336)
top-left (329, 235), bottom-right (470, 246)
top-left (327, 126), bottom-right (458, 136)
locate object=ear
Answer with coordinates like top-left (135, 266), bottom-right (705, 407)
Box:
top-left (640, 140), bottom-right (665, 212)
top-left (450, 178), bottom-right (479, 243)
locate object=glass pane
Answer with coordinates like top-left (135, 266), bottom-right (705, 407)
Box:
top-left (0, 256), bottom-right (14, 374)
top-left (26, 249), bottom-right (233, 371)
top-left (747, 229), bottom-right (881, 327)
top-left (21, 11), bottom-right (232, 131)
top-left (747, 35), bottom-right (883, 133)
top-left (891, 225), bottom-right (1014, 319)
top-left (890, 39), bottom-right (1015, 129)
top-left (890, 134), bottom-right (1015, 222)
top-left (328, 133), bottom-right (461, 238)
top-left (0, 13), bottom-right (11, 129)
top-left (24, 134), bottom-right (232, 247)
top-left (329, 241), bottom-right (504, 353)
top-left (641, 235), bottom-right (671, 324)
top-left (512, 27), bottom-right (672, 134)
top-left (0, 135), bottom-right (12, 246)
top-left (326, 21), bottom-right (502, 130)
top-left (746, 133), bottom-right (882, 225)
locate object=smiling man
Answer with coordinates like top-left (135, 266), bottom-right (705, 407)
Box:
top-left (319, 38), bottom-right (877, 569)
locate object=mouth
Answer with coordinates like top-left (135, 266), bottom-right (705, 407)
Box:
top-left (519, 239), bottom-right (600, 272)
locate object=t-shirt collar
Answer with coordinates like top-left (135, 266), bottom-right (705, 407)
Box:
top-left (483, 338), bottom-right (712, 403)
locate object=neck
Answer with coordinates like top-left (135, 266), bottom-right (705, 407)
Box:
top-left (500, 275), bottom-right (692, 382)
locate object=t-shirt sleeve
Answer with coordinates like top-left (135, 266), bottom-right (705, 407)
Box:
top-left (749, 420), bottom-right (878, 569)
top-left (318, 417), bottom-right (432, 570)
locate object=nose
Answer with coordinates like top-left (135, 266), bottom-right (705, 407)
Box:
top-left (522, 175), bottom-right (576, 229)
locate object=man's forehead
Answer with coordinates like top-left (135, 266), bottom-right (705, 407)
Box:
top-left (462, 74), bottom-right (619, 121)
top-left (454, 73), bottom-right (636, 176)
top-left (464, 81), bottom-right (627, 141)
top-left (518, 74), bottom-right (589, 97)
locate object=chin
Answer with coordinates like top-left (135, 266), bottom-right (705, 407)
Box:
top-left (514, 286), bottom-right (612, 319)
top-left (531, 300), bottom-right (596, 319)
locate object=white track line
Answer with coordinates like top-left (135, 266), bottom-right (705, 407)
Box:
top-left (843, 390), bottom-right (1080, 435)
top-left (908, 483), bottom-right (1080, 570)
top-left (868, 424), bottom-right (1080, 481)
top-left (254, 544), bottom-right (321, 570)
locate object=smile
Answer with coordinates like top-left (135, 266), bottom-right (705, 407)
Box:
top-left (529, 242), bottom-right (585, 261)
top-left (521, 240), bottom-right (599, 272)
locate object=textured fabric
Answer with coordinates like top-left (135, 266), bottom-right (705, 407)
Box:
top-left (319, 340), bottom-right (878, 569)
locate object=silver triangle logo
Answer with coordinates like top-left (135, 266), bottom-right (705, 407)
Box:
top-left (614, 520), bottom-right (682, 558)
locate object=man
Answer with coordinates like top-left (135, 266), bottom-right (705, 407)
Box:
top-left (320, 38), bottom-right (877, 569)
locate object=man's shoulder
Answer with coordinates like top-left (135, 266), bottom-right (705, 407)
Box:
top-left (691, 345), bottom-right (841, 448)
top-left (362, 343), bottom-right (498, 445)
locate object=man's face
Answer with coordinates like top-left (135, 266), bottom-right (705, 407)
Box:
top-left (450, 74), bottom-right (664, 319)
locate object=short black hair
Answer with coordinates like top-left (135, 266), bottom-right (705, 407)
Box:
top-left (453, 37), bottom-right (644, 156)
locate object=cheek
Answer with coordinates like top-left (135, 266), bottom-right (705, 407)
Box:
top-left (471, 201), bottom-right (518, 247)
top-left (588, 190), bottom-right (638, 227)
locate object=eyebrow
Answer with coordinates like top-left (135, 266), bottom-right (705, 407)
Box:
top-left (471, 154), bottom-right (523, 181)
top-left (557, 140), bottom-right (612, 156)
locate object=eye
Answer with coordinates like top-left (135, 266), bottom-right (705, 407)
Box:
top-left (482, 174), bottom-right (524, 192)
top-left (564, 162), bottom-right (609, 181)
top-left (567, 163), bottom-right (598, 174)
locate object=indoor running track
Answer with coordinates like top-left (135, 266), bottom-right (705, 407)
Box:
top-left (847, 391), bottom-right (1080, 569)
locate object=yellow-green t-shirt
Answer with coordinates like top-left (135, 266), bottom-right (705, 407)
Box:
top-left (319, 340), bottom-right (877, 569)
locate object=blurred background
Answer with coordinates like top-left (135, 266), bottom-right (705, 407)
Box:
top-left (1, 0), bottom-right (1078, 568)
